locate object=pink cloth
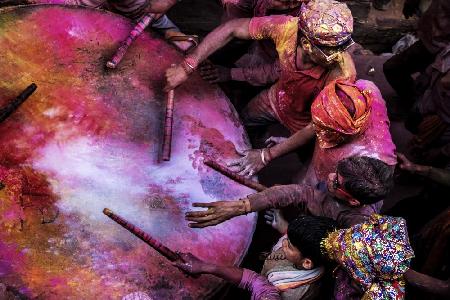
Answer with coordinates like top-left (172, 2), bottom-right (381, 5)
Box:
top-left (239, 269), bottom-right (281, 300)
top-left (249, 15), bottom-right (330, 132)
top-left (304, 80), bottom-right (397, 185)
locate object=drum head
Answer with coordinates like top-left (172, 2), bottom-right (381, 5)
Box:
top-left (0, 5), bottom-right (256, 299)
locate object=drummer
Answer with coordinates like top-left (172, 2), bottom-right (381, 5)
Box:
top-left (184, 155), bottom-right (393, 229)
top-left (201, 0), bottom-right (307, 86)
top-left (165, 0), bottom-right (356, 140)
top-left (52, 0), bottom-right (197, 52)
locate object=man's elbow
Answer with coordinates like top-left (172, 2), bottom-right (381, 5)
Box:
top-left (227, 18), bottom-right (251, 39)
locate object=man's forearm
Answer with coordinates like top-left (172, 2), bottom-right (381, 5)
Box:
top-left (230, 61), bottom-right (281, 86)
top-left (187, 19), bottom-right (251, 67)
top-left (404, 269), bottom-right (449, 297)
top-left (203, 264), bottom-right (243, 285)
top-left (270, 124), bottom-right (315, 159)
top-left (147, 0), bottom-right (177, 13)
top-left (247, 184), bottom-right (312, 212)
top-left (413, 165), bottom-right (450, 187)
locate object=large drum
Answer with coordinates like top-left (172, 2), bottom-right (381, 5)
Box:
top-left (0, 5), bottom-right (256, 299)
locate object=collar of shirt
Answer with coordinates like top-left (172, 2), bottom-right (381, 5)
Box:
top-left (294, 65), bottom-right (326, 79)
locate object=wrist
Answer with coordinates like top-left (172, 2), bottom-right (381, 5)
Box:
top-left (182, 56), bottom-right (199, 74)
top-left (238, 198), bottom-right (251, 215)
top-left (202, 263), bottom-right (217, 274)
top-left (414, 165), bottom-right (431, 176)
top-left (230, 68), bottom-right (245, 81)
top-left (260, 148), bottom-right (273, 166)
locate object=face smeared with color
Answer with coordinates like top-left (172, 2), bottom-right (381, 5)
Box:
top-left (327, 172), bottom-right (361, 207)
top-left (299, 38), bottom-right (338, 67)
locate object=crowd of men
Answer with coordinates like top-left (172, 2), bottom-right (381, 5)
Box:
top-left (4, 0), bottom-right (448, 299)
top-left (162, 0), bottom-right (449, 299)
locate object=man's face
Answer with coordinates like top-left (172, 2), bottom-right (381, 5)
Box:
top-left (282, 238), bottom-right (303, 264)
top-left (267, 0), bottom-right (302, 12)
top-left (327, 172), bottom-right (360, 206)
top-left (300, 38), bottom-right (338, 67)
top-left (326, 172), bottom-right (342, 196)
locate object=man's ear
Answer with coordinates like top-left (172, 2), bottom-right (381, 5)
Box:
top-left (335, 189), bottom-right (361, 207)
top-left (301, 258), bottom-right (314, 270)
top-left (347, 197), bottom-right (361, 207)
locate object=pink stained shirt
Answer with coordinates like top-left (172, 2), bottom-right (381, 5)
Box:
top-left (304, 80), bottom-right (397, 185)
top-left (248, 15), bottom-right (330, 132)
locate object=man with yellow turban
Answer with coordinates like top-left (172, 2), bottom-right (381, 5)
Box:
top-left (165, 0), bottom-right (356, 144)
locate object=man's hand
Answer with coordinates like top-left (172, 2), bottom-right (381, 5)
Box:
top-left (227, 149), bottom-right (265, 177)
top-left (264, 209), bottom-right (288, 234)
top-left (173, 252), bottom-right (210, 275)
top-left (199, 63), bottom-right (231, 83)
top-left (165, 64), bottom-right (189, 91)
top-left (145, 0), bottom-right (177, 14)
top-left (265, 136), bottom-right (287, 148)
top-left (185, 201), bottom-right (246, 228)
top-left (398, 153), bottom-right (419, 173)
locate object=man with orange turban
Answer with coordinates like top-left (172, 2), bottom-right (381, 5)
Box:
top-left (230, 79), bottom-right (397, 185)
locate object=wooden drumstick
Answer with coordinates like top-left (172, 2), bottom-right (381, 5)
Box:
top-left (106, 14), bottom-right (154, 69)
top-left (162, 89), bottom-right (175, 161)
top-left (204, 159), bottom-right (267, 192)
top-left (103, 208), bottom-right (181, 261)
top-left (0, 83), bottom-right (37, 123)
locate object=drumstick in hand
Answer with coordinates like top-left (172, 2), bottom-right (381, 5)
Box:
top-left (0, 83), bottom-right (37, 123)
top-left (103, 208), bottom-right (181, 261)
top-left (162, 89), bottom-right (175, 161)
top-left (204, 159), bottom-right (268, 192)
top-left (106, 14), bottom-right (154, 69)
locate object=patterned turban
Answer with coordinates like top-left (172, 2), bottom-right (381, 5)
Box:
top-left (321, 214), bottom-right (415, 300)
top-left (311, 80), bottom-right (373, 148)
top-left (299, 0), bottom-right (353, 47)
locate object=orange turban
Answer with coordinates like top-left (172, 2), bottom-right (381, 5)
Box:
top-left (312, 80), bottom-right (373, 148)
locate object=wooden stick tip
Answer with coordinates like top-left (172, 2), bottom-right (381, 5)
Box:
top-left (106, 61), bottom-right (117, 69)
top-left (103, 208), bottom-right (113, 216)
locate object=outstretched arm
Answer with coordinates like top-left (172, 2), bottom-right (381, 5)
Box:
top-left (185, 184), bottom-right (314, 228)
top-left (165, 18), bottom-right (252, 90)
top-left (398, 153), bottom-right (450, 187)
top-left (404, 269), bottom-right (449, 298)
top-left (173, 252), bottom-right (281, 300)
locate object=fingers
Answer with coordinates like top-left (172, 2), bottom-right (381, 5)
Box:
top-left (238, 165), bottom-right (253, 177)
top-left (188, 219), bottom-right (223, 228)
top-left (185, 213), bottom-right (219, 222)
top-left (185, 209), bottom-right (213, 218)
top-left (192, 202), bottom-right (217, 208)
top-left (397, 153), bottom-right (407, 162)
top-left (265, 137), bottom-right (275, 146)
top-left (227, 159), bottom-right (243, 167)
top-left (264, 213), bottom-right (274, 226)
